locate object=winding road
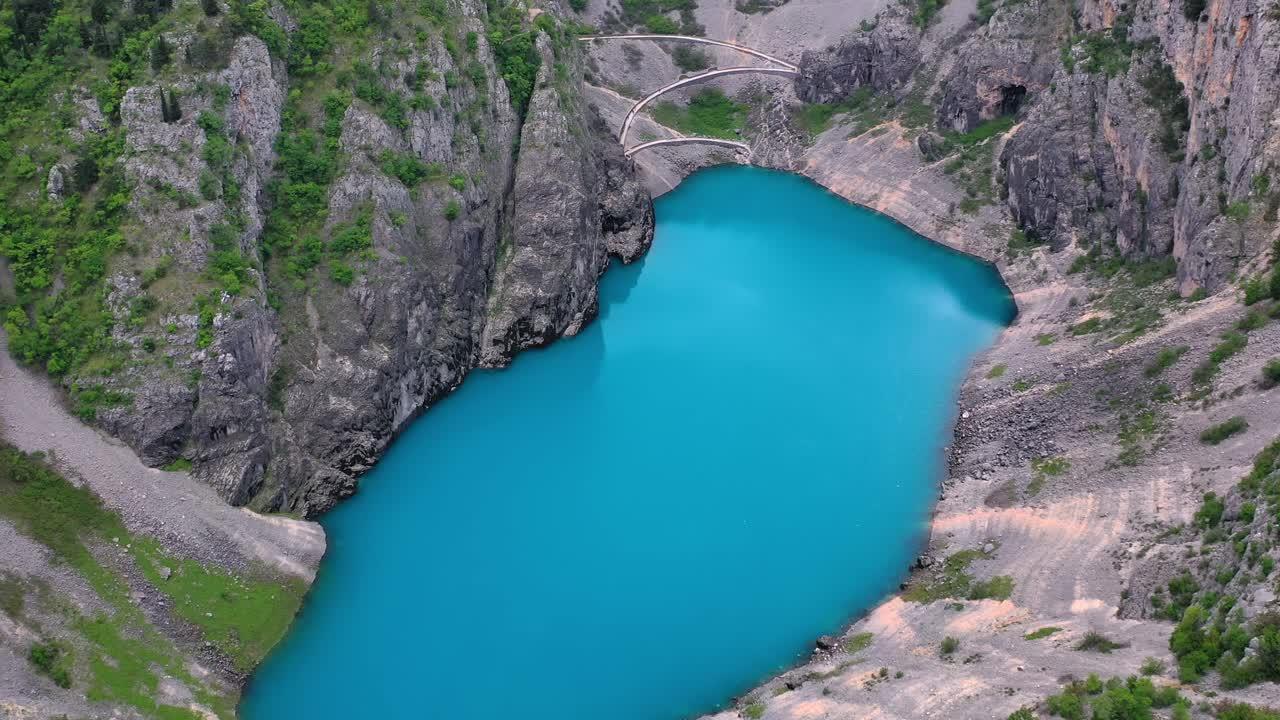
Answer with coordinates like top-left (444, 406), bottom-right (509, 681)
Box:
top-left (579, 34), bottom-right (799, 157)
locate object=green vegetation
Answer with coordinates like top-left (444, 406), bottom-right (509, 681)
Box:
top-left (1035, 333), bottom-right (1056, 346)
top-left (1140, 60), bottom-right (1189, 160)
top-left (1064, 26), bottom-right (1135, 78)
top-left (1006, 227), bottom-right (1047, 258)
top-left (842, 631), bottom-right (873, 653)
top-left (1075, 630), bottom-right (1128, 653)
top-left (604, 0), bottom-right (702, 35)
top-left (937, 117), bottom-right (1014, 214)
top-left (1139, 656), bottom-right (1165, 675)
top-left (29, 640), bottom-right (72, 688)
top-left (487, 0), bottom-right (542, 117)
top-left (903, 547), bottom-right (1010, 602)
top-left (1200, 416), bottom-right (1249, 445)
top-left (162, 458), bottom-right (192, 472)
top-left (986, 363), bottom-right (1007, 379)
top-left (742, 701), bottom-right (766, 719)
top-left (1193, 330), bottom-right (1249, 385)
top-left (912, 0), bottom-right (949, 27)
top-left (651, 89), bottom-right (745, 139)
top-left (968, 575), bottom-right (1014, 600)
top-left (940, 635), bottom-right (960, 655)
top-left (1044, 675), bottom-right (1184, 720)
top-left (1024, 626), bottom-right (1062, 640)
top-left (1143, 345), bottom-right (1188, 377)
top-left (1114, 406), bottom-right (1161, 467)
top-left (1263, 358), bottom-right (1280, 389)
top-left (671, 45), bottom-right (709, 72)
top-left (0, 441), bottom-right (300, 716)
top-left (134, 539), bottom-right (304, 671)
top-left (795, 88), bottom-right (892, 139)
top-left (1027, 455), bottom-right (1070, 496)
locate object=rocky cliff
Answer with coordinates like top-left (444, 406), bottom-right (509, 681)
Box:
top-left (0, 0), bottom-right (653, 518)
top-left (788, 0), bottom-right (1279, 293)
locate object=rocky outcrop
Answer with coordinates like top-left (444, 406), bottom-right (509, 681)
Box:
top-left (795, 0), bottom-right (1280, 292)
top-left (39, 5), bottom-right (654, 516)
top-left (480, 38), bottom-right (654, 366)
top-left (794, 7), bottom-right (920, 103)
top-left (934, 1), bottom-right (1065, 132)
top-left (1000, 0), bottom-right (1280, 285)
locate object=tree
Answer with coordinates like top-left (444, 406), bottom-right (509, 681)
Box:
top-left (202, 0), bottom-right (221, 16)
top-left (151, 34), bottom-right (171, 71)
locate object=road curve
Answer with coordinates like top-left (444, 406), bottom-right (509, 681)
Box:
top-left (620, 66), bottom-right (798, 147)
top-left (578, 34), bottom-right (799, 72)
top-left (624, 137), bottom-right (751, 158)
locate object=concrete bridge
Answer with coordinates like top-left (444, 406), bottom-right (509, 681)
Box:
top-left (579, 34), bottom-right (798, 157)
top-left (620, 66), bottom-right (799, 148)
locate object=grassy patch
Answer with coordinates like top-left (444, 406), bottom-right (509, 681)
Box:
top-left (1200, 416), bottom-right (1249, 445)
top-left (29, 640), bottom-right (73, 688)
top-left (742, 701), bottom-right (766, 719)
top-left (1070, 317), bottom-right (1103, 336)
top-left (903, 547), bottom-right (1003, 603)
top-left (1024, 626), bottom-right (1062, 640)
top-left (795, 88), bottom-right (890, 138)
top-left (1027, 456), bottom-right (1069, 496)
top-left (1144, 345), bottom-right (1189, 377)
top-left (842, 631), bottom-right (874, 654)
top-left (986, 363), bottom-right (1007, 379)
top-left (134, 539), bottom-right (304, 672)
top-left (1114, 406), bottom-right (1161, 467)
top-left (0, 442), bottom-right (292, 715)
top-left (651, 89), bottom-right (746, 139)
top-left (1035, 333), bottom-right (1057, 346)
top-left (968, 575), bottom-right (1015, 600)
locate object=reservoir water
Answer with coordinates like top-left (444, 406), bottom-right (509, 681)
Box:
top-left (241, 166), bottom-right (1015, 719)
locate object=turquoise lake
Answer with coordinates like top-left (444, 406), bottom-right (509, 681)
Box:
top-left (241, 166), bottom-right (1015, 719)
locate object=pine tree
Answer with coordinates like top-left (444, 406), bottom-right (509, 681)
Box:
top-left (151, 35), bottom-right (172, 71)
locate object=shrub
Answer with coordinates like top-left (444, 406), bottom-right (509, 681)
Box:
top-left (671, 45), bottom-right (709, 72)
top-left (1194, 492), bottom-right (1225, 528)
top-left (1075, 631), bottom-right (1127, 653)
top-left (1140, 656), bottom-right (1165, 675)
top-left (986, 363), bottom-right (1007, 379)
top-left (1201, 416), bottom-right (1249, 445)
top-left (443, 200), bottom-right (461, 221)
top-left (1262, 359), bottom-right (1280, 389)
top-left (28, 641), bottom-right (71, 688)
top-left (940, 636), bottom-right (960, 655)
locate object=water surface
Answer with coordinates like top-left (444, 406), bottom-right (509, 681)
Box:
top-left (243, 166), bottom-right (1014, 719)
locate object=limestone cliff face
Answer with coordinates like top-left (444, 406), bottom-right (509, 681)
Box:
top-left (790, 0), bottom-right (1279, 292)
top-left (73, 4), bottom-right (653, 515)
top-left (794, 6), bottom-right (920, 103)
top-left (479, 37), bottom-right (653, 366)
top-left (1000, 0), bottom-right (1280, 289)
